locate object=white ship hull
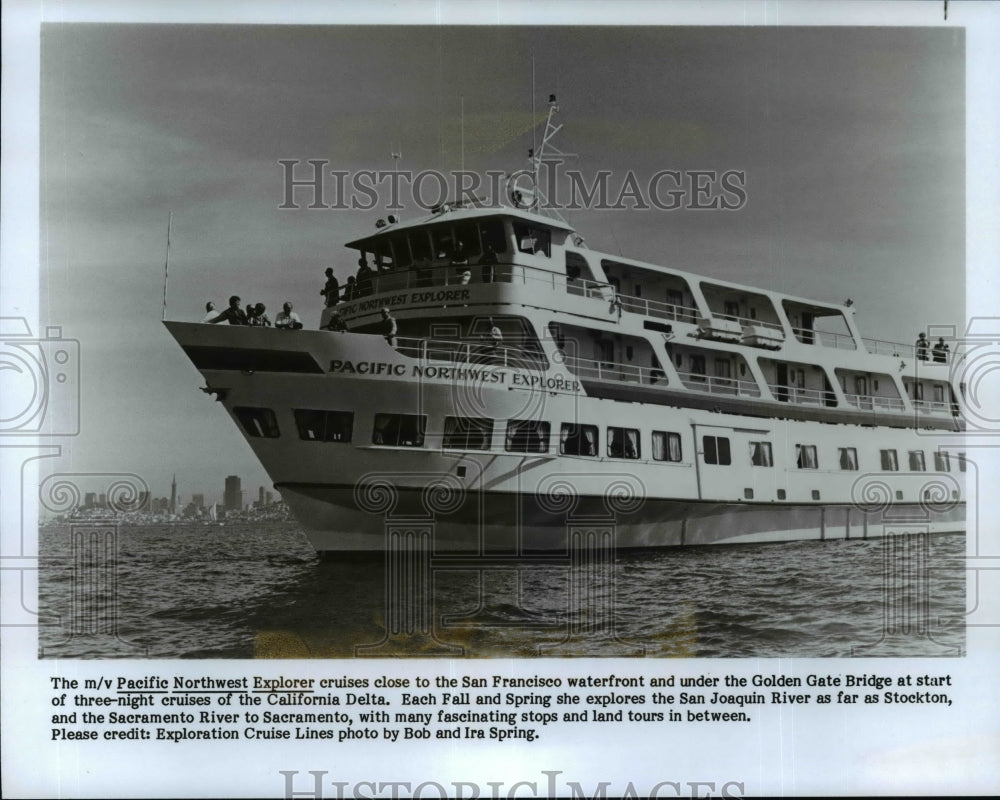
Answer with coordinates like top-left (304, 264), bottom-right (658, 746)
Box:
top-left (165, 322), bottom-right (966, 555)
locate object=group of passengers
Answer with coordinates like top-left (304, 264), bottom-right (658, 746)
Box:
top-left (202, 296), bottom-right (303, 329)
top-left (914, 332), bottom-right (950, 363)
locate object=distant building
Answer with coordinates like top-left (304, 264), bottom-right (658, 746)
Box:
top-left (98, 493), bottom-right (108, 509)
top-left (137, 490), bottom-right (150, 511)
top-left (169, 475), bottom-right (177, 515)
top-left (224, 476), bottom-right (243, 513)
top-left (265, 490), bottom-right (274, 505)
top-left (192, 493), bottom-right (205, 511)
top-left (84, 492), bottom-right (97, 509)
top-left (258, 486), bottom-right (265, 507)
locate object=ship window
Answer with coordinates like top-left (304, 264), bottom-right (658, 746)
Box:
top-left (293, 409), bottom-right (353, 443)
top-left (652, 431), bottom-right (682, 462)
top-left (560, 423), bottom-right (598, 457)
top-left (478, 220), bottom-right (508, 254)
top-left (390, 235), bottom-right (412, 269)
top-left (373, 239), bottom-right (393, 269)
top-left (796, 444), bottom-right (818, 469)
top-left (777, 489), bottom-right (787, 500)
top-left (723, 301), bottom-right (739, 319)
top-left (934, 384), bottom-right (945, 403)
top-left (233, 407), bottom-right (280, 438)
top-left (880, 449), bottom-right (899, 471)
top-left (454, 223), bottom-right (482, 258)
top-left (409, 230), bottom-right (431, 262)
top-left (607, 427), bottom-right (640, 459)
top-left (597, 340), bottom-right (614, 364)
top-left (505, 420), bottom-right (550, 453)
top-left (372, 414), bottom-right (426, 447)
top-left (839, 447), bottom-right (858, 471)
top-left (703, 436), bottom-right (731, 466)
top-left (443, 416), bottom-right (492, 450)
top-left (750, 441), bottom-right (773, 467)
top-left (908, 450), bottom-right (926, 471)
top-left (934, 451), bottom-right (951, 471)
top-left (958, 453), bottom-right (967, 472)
top-left (513, 223), bottom-right (551, 257)
top-left (431, 227), bottom-right (456, 260)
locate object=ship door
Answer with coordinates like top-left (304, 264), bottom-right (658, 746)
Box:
top-left (775, 363), bottom-right (789, 402)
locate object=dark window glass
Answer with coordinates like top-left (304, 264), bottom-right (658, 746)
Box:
top-left (390, 235), bottom-right (412, 269)
top-left (934, 451), bottom-right (950, 471)
top-left (880, 449), bottom-right (899, 471)
top-left (607, 427), bottom-right (640, 459)
top-left (293, 410), bottom-right (353, 442)
top-left (443, 417), bottom-right (492, 450)
top-left (372, 414), bottom-right (426, 447)
top-left (560, 423), bottom-right (598, 456)
top-left (505, 420), bottom-right (550, 453)
top-left (479, 220), bottom-right (508, 254)
top-left (796, 444), bottom-right (818, 469)
top-left (839, 447), bottom-right (858, 470)
top-left (908, 450), bottom-right (926, 471)
top-left (750, 441), bottom-right (773, 467)
top-left (233, 407), bottom-right (280, 438)
top-left (703, 436), bottom-right (731, 465)
top-left (513, 223), bottom-right (551, 257)
top-left (454, 223), bottom-right (482, 258)
top-left (410, 230), bottom-right (431, 262)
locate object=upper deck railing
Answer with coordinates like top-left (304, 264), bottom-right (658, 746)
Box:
top-left (336, 260), bottom-right (947, 365)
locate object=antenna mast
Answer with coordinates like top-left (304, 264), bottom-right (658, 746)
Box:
top-left (161, 211), bottom-right (172, 320)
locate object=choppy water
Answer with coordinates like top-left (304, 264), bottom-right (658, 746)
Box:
top-left (37, 522), bottom-right (965, 658)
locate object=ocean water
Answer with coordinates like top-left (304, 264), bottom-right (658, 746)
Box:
top-left (37, 522), bottom-right (965, 659)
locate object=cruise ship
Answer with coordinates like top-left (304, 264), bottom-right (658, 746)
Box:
top-left (165, 108), bottom-right (965, 555)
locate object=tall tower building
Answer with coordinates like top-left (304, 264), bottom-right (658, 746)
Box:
top-left (224, 475), bottom-right (242, 513)
top-left (169, 475), bottom-right (177, 515)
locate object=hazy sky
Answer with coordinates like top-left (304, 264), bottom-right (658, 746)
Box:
top-left (38, 24), bottom-right (964, 505)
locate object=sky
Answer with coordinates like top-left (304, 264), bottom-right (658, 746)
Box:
top-left (34, 23), bottom-right (965, 507)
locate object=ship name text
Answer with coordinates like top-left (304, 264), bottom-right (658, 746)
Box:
top-left (328, 359), bottom-right (580, 392)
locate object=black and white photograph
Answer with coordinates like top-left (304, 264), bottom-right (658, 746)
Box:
top-left (3, 1), bottom-right (999, 797)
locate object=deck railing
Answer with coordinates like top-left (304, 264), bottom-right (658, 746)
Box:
top-left (676, 370), bottom-right (762, 397)
top-left (789, 327), bottom-right (858, 351)
top-left (765, 383), bottom-right (834, 406)
top-left (392, 335), bottom-right (542, 370)
top-left (842, 392), bottom-right (907, 412)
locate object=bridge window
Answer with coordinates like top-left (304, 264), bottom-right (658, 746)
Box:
top-left (373, 414), bottom-right (426, 447)
top-left (560, 423), bottom-right (598, 457)
top-left (513, 222), bottom-right (551, 257)
top-left (607, 427), bottom-right (640, 459)
top-left (880, 449), bottom-right (899, 471)
top-left (505, 420), bottom-right (550, 453)
top-left (478, 220), bottom-right (508, 254)
top-left (839, 447), bottom-right (858, 471)
top-left (652, 431), bottom-right (682, 462)
top-left (410, 230), bottom-right (431, 262)
top-left (958, 453), bottom-right (967, 472)
top-left (703, 436), bottom-right (731, 465)
top-left (293, 409), bottom-right (353, 442)
top-left (750, 441), bottom-right (773, 467)
top-left (443, 417), bottom-right (492, 450)
top-left (233, 407), bottom-right (280, 438)
top-left (796, 444), bottom-right (818, 469)
top-left (908, 450), bottom-right (926, 471)
top-left (934, 451), bottom-right (951, 471)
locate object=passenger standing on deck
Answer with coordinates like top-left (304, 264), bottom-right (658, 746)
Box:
top-left (342, 275), bottom-right (357, 302)
top-left (915, 332), bottom-right (929, 361)
top-left (932, 337), bottom-right (949, 363)
top-left (321, 268), bottom-right (340, 307)
top-left (275, 301), bottom-right (303, 330)
top-left (381, 307), bottom-right (397, 346)
top-left (253, 303), bottom-right (272, 327)
top-left (201, 301), bottom-right (217, 322)
top-left (207, 295), bottom-right (248, 325)
top-left (356, 257), bottom-right (374, 297)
